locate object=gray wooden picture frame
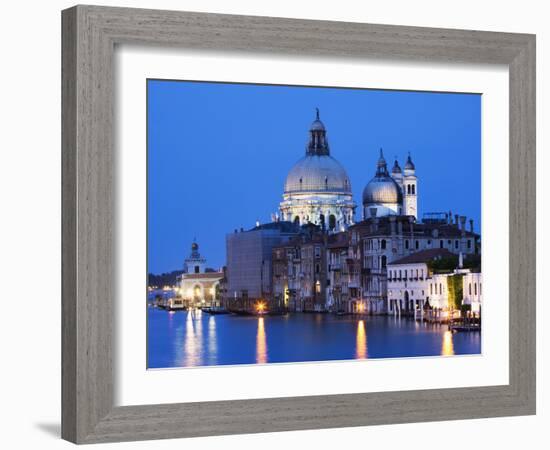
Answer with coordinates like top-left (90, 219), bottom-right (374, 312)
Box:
top-left (61, 4), bottom-right (536, 444)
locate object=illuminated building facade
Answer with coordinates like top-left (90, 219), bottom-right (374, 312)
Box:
top-left (178, 241), bottom-right (223, 308)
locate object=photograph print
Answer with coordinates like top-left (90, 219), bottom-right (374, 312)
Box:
top-left (147, 80), bottom-right (482, 369)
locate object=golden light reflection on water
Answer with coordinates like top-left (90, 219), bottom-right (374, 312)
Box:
top-left (356, 320), bottom-right (367, 359)
top-left (256, 317), bottom-right (268, 364)
top-left (441, 330), bottom-right (455, 356)
top-left (183, 310), bottom-right (202, 367)
top-left (208, 315), bottom-right (217, 365)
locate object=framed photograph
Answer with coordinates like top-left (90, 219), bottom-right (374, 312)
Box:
top-left (62, 5), bottom-right (536, 444)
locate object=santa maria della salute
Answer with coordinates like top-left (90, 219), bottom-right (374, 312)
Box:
top-left (222, 109), bottom-right (481, 316)
top-left (280, 108), bottom-right (417, 230)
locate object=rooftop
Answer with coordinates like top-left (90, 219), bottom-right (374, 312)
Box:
top-left (388, 248), bottom-right (455, 265)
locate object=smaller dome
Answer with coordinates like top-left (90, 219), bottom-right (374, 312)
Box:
top-left (362, 177), bottom-right (403, 205)
top-left (404, 154), bottom-right (415, 170)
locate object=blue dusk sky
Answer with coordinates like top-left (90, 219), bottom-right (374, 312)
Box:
top-left (148, 80), bottom-right (481, 274)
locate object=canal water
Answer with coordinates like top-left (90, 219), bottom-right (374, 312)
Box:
top-left (147, 308), bottom-right (481, 369)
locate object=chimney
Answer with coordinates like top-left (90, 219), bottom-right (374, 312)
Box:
top-left (460, 216), bottom-right (466, 236)
top-left (469, 219), bottom-right (474, 233)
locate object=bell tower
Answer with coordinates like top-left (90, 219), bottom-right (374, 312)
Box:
top-left (403, 153), bottom-right (417, 219)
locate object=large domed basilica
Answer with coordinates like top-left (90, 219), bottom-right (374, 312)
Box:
top-left (279, 109), bottom-right (418, 231)
top-left (279, 109), bottom-right (356, 231)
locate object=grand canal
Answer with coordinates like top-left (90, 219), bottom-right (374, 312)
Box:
top-left (147, 307), bottom-right (481, 368)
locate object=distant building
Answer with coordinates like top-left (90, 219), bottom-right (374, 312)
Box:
top-left (178, 241), bottom-right (223, 308)
top-left (225, 221), bottom-right (299, 311)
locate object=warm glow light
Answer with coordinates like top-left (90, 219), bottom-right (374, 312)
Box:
top-left (256, 300), bottom-right (267, 314)
top-left (356, 320), bottom-right (367, 359)
top-left (256, 317), bottom-right (268, 364)
top-left (441, 330), bottom-right (455, 356)
top-left (183, 310), bottom-right (201, 366)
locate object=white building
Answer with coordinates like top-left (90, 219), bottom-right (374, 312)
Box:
top-left (462, 272), bottom-right (482, 314)
top-left (179, 241), bottom-right (223, 308)
top-left (387, 248), bottom-right (482, 316)
top-left (386, 249), bottom-right (452, 314)
top-left (279, 109), bottom-right (356, 232)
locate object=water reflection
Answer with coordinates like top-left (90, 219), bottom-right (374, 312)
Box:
top-left (208, 315), bottom-right (217, 365)
top-left (356, 320), bottom-right (367, 359)
top-left (441, 330), bottom-right (455, 356)
top-left (183, 310), bottom-right (202, 366)
top-left (148, 310), bottom-right (480, 368)
top-left (256, 317), bottom-right (268, 364)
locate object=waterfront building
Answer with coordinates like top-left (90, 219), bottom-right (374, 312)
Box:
top-left (462, 271), bottom-right (482, 314)
top-left (387, 248), bottom-right (454, 314)
top-left (178, 241), bottom-right (224, 308)
top-left (225, 221), bottom-right (299, 311)
top-left (279, 109), bottom-right (356, 231)
top-left (272, 224), bottom-right (328, 312)
top-left (387, 248), bottom-right (482, 317)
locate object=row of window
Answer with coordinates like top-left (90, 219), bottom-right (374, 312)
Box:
top-left (468, 282), bottom-right (482, 296)
top-left (388, 268), bottom-right (425, 281)
top-left (365, 238), bottom-right (472, 252)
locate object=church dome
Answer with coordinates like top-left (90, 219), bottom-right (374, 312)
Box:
top-left (284, 155), bottom-right (352, 194)
top-left (362, 176), bottom-right (402, 204)
top-left (284, 109), bottom-right (352, 195)
top-left (362, 149), bottom-right (403, 206)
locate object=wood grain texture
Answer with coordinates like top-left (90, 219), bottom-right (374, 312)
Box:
top-left (61, 5), bottom-right (536, 444)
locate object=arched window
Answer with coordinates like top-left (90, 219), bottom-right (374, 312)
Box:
top-left (469, 283), bottom-right (472, 295)
top-left (381, 255), bottom-right (387, 269)
top-left (381, 239), bottom-right (386, 250)
top-left (405, 240), bottom-right (409, 249)
top-left (474, 283), bottom-right (477, 295)
top-left (329, 214), bottom-right (336, 230)
top-left (412, 184), bottom-right (416, 195)
top-left (407, 184), bottom-right (411, 194)
top-left (319, 214), bottom-right (325, 228)
top-left (439, 283), bottom-right (442, 295)
top-left (415, 240), bottom-right (419, 249)
top-left (294, 216), bottom-right (300, 225)
top-left (430, 284), bottom-right (433, 295)
top-left (440, 240), bottom-right (444, 248)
